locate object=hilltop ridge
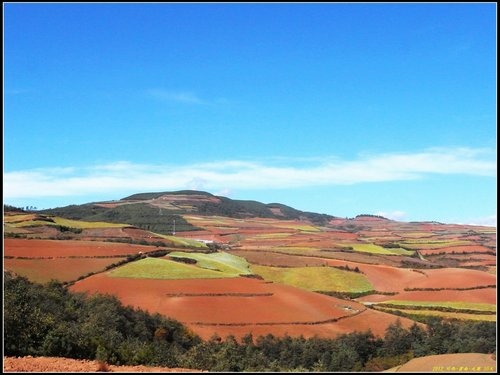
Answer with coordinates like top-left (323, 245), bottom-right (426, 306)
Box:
top-left (38, 190), bottom-right (337, 234)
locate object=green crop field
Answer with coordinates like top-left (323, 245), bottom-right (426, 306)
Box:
top-left (376, 307), bottom-right (496, 322)
top-left (108, 257), bottom-right (236, 279)
top-left (378, 300), bottom-right (496, 313)
top-left (154, 234), bottom-right (208, 248)
top-left (272, 223), bottom-right (321, 232)
top-left (347, 243), bottom-right (415, 256)
top-left (168, 251), bottom-right (252, 276)
top-left (9, 216), bottom-right (129, 229)
top-left (52, 217), bottom-right (129, 228)
top-left (251, 265), bottom-right (373, 293)
top-left (4, 214), bottom-right (34, 223)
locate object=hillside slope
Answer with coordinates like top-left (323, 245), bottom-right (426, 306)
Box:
top-left (39, 190), bottom-right (336, 234)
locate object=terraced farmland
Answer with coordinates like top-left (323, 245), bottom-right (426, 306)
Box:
top-left (108, 257), bottom-right (238, 279)
top-left (376, 300), bottom-right (496, 313)
top-left (4, 239), bottom-right (153, 258)
top-left (168, 251), bottom-right (252, 275)
top-left (348, 243), bottom-right (415, 256)
top-left (4, 195), bottom-right (496, 340)
top-left (70, 272), bottom-right (417, 340)
top-left (3, 257), bottom-right (127, 284)
top-left (251, 265), bottom-right (373, 293)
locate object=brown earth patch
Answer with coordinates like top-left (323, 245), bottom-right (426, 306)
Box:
top-left (388, 353), bottom-right (496, 372)
top-left (3, 356), bottom-right (202, 372)
top-left (191, 308), bottom-right (419, 341)
top-left (420, 245), bottom-right (493, 256)
top-left (413, 268), bottom-right (496, 289)
top-left (69, 273), bottom-right (407, 340)
top-left (4, 239), bottom-right (153, 258)
top-left (3, 257), bottom-right (127, 284)
top-left (324, 259), bottom-right (425, 292)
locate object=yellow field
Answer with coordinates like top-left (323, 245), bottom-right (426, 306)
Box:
top-left (251, 265), bottom-right (373, 293)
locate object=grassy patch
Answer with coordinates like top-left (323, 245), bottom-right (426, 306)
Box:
top-left (272, 223), bottom-right (321, 232)
top-left (108, 257), bottom-right (235, 279)
top-left (348, 243), bottom-right (415, 256)
top-left (168, 251), bottom-right (252, 276)
top-left (9, 215), bottom-right (129, 229)
top-left (376, 307), bottom-right (496, 322)
top-left (52, 217), bottom-right (129, 228)
top-left (154, 234), bottom-right (208, 248)
top-left (378, 300), bottom-right (496, 313)
top-left (3, 214), bottom-right (36, 223)
top-left (251, 265), bottom-right (373, 293)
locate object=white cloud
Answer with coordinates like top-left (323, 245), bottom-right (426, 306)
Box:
top-left (374, 211), bottom-right (407, 221)
top-left (460, 214), bottom-right (497, 227)
top-left (3, 147), bottom-right (496, 200)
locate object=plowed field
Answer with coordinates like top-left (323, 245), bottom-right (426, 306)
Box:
top-left (3, 257), bottom-right (126, 283)
top-left (4, 239), bottom-right (154, 257)
top-left (69, 273), bottom-right (415, 340)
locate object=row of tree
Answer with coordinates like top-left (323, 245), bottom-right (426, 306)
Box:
top-left (4, 271), bottom-right (496, 371)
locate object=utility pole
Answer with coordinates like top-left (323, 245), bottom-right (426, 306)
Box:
top-left (172, 219), bottom-right (176, 236)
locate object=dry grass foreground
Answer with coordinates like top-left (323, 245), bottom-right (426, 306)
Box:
top-left (3, 356), bottom-right (205, 373)
top-left (386, 353), bottom-right (496, 372)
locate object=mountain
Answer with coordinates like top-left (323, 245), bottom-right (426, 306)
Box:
top-left (39, 190), bottom-right (337, 234)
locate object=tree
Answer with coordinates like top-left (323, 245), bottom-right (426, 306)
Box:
top-left (381, 319), bottom-right (412, 357)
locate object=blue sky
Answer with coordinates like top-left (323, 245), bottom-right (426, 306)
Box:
top-left (4, 3), bottom-right (497, 225)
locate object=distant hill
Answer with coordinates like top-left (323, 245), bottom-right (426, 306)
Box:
top-left (39, 190), bottom-right (337, 235)
top-left (38, 202), bottom-right (199, 234)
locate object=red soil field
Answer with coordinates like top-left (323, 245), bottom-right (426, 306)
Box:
top-left (179, 230), bottom-right (231, 243)
top-left (419, 245), bottom-right (493, 256)
top-left (81, 227), bottom-right (172, 243)
top-left (4, 239), bottom-right (154, 258)
top-left (191, 308), bottom-right (419, 341)
top-left (427, 253), bottom-right (497, 267)
top-left (80, 227), bottom-right (130, 239)
top-left (330, 307), bottom-right (421, 336)
top-left (322, 231), bottom-right (360, 240)
top-left (324, 259), bottom-right (425, 292)
top-left (4, 257), bottom-right (126, 284)
top-left (71, 275), bottom-right (360, 324)
top-left (412, 268), bottom-right (496, 289)
top-left (231, 251), bottom-right (428, 293)
top-left (70, 273), bottom-right (411, 340)
top-left (391, 353), bottom-right (496, 372)
top-left (18, 225), bottom-right (61, 238)
top-left (3, 356), bottom-right (202, 372)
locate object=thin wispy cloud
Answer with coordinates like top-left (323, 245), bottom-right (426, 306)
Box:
top-left (458, 214), bottom-right (497, 227)
top-left (145, 88), bottom-right (206, 104)
top-left (3, 147), bottom-right (496, 200)
top-left (375, 210), bottom-right (407, 221)
top-left (5, 88), bottom-right (33, 95)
